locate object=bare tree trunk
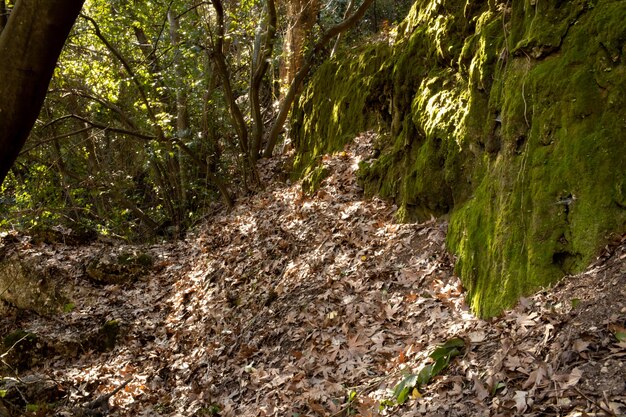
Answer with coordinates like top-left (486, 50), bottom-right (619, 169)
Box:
top-left (210, 0), bottom-right (249, 156)
top-left (210, 0), bottom-right (260, 187)
top-left (263, 0), bottom-right (375, 157)
top-left (168, 10), bottom-right (190, 211)
top-left (250, 0), bottom-right (277, 161)
top-left (0, 0), bottom-right (85, 186)
top-left (280, 0), bottom-right (319, 93)
top-left (168, 10), bottom-right (190, 137)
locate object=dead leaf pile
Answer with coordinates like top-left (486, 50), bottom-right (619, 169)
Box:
top-left (1, 132), bottom-right (625, 416)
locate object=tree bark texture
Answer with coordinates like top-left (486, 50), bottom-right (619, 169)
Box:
top-left (280, 0), bottom-right (319, 92)
top-left (250, 0), bottom-right (277, 161)
top-left (0, 0), bottom-right (85, 185)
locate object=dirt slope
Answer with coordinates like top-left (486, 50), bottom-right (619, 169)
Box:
top-left (1, 133), bottom-right (625, 416)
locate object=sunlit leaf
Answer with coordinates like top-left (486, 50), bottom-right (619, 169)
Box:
top-left (393, 373), bottom-right (418, 404)
top-left (609, 324), bottom-right (626, 342)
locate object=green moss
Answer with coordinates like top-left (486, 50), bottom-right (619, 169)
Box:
top-left (447, 0), bottom-right (626, 316)
top-left (2, 330), bottom-right (39, 371)
top-left (135, 253), bottom-right (154, 267)
top-left (3, 329), bottom-right (36, 348)
top-left (509, 0), bottom-right (592, 58)
top-left (301, 165), bottom-right (330, 195)
top-left (99, 319), bottom-right (120, 351)
top-left (293, 0), bottom-right (626, 317)
top-left (291, 43), bottom-right (392, 176)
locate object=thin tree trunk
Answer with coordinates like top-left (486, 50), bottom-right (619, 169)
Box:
top-left (201, 67), bottom-right (221, 173)
top-left (167, 10), bottom-right (190, 137)
top-left (210, 0), bottom-right (249, 156)
top-left (44, 106), bottom-right (82, 220)
top-left (168, 10), bottom-right (190, 211)
top-left (0, 0), bottom-right (85, 186)
top-left (210, 0), bottom-right (259, 187)
top-left (330, 0), bottom-right (355, 58)
top-left (250, 0), bottom-right (277, 161)
top-left (263, 0), bottom-right (375, 157)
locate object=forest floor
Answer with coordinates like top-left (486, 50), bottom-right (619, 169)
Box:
top-left (1, 133), bottom-right (625, 417)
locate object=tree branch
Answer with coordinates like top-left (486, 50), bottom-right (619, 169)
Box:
top-left (20, 114), bottom-right (158, 156)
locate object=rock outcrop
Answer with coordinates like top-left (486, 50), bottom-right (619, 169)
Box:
top-left (291, 0), bottom-right (626, 316)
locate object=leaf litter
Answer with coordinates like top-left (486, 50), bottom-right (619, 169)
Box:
top-left (0, 132), bottom-right (625, 416)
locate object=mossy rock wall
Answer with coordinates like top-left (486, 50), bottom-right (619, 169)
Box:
top-left (291, 43), bottom-right (392, 176)
top-left (292, 0), bottom-right (626, 317)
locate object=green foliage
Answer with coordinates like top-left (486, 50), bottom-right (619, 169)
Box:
top-left (420, 337), bottom-right (464, 383)
top-left (25, 403), bottom-right (48, 413)
top-left (196, 404), bottom-right (222, 416)
top-left (392, 373), bottom-right (418, 404)
top-left (388, 338), bottom-right (464, 407)
top-left (3, 0), bottom-right (240, 240)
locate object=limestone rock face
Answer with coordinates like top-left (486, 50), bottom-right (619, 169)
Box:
top-left (0, 256), bottom-right (69, 316)
top-left (291, 0), bottom-right (626, 316)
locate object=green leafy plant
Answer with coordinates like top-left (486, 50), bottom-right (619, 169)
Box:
top-left (197, 404), bottom-right (221, 416)
top-left (418, 337), bottom-right (465, 385)
top-left (392, 373), bottom-right (418, 405)
top-left (609, 324), bottom-right (626, 343)
top-left (390, 337), bottom-right (465, 406)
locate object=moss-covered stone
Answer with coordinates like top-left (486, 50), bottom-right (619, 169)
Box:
top-left (86, 250), bottom-right (153, 284)
top-left (301, 165), bottom-right (330, 195)
top-left (0, 257), bottom-right (70, 316)
top-left (292, 0), bottom-right (626, 317)
top-left (97, 319), bottom-right (121, 351)
top-left (448, 0), bottom-right (626, 316)
top-left (291, 43), bottom-right (392, 176)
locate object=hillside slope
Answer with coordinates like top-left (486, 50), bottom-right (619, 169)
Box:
top-left (1, 134), bottom-right (625, 416)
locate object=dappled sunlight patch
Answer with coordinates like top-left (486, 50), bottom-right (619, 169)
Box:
top-left (0, 133), bottom-right (624, 416)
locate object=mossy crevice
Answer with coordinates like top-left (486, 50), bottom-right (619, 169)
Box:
top-left (292, 0), bottom-right (626, 317)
